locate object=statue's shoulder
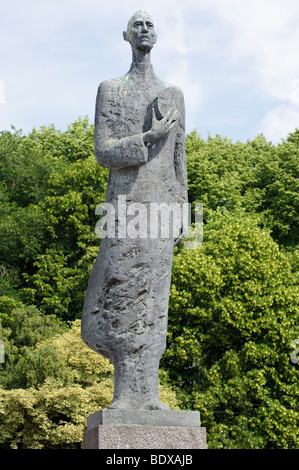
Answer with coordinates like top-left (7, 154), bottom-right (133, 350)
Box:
top-left (97, 74), bottom-right (129, 94)
top-left (97, 78), bottom-right (115, 94)
top-left (161, 82), bottom-right (184, 100)
top-left (154, 83), bottom-right (185, 119)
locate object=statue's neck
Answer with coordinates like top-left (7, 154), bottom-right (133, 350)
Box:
top-left (129, 61), bottom-right (154, 76)
top-left (131, 47), bottom-right (151, 64)
top-left (129, 48), bottom-right (154, 78)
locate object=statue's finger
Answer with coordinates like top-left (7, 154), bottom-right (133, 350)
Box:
top-left (170, 109), bottom-right (178, 122)
top-left (151, 104), bottom-right (156, 122)
top-left (168, 120), bottom-right (178, 132)
top-left (164, 107), bottom-right (175, 121)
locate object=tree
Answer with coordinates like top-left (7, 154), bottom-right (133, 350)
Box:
top-left (0, 118), bottom-right (108, 320)
top-left (0, 321), bottom-right (180, 449)
top-left (27, 153), bottom-right (108, 319)
top-left (161, 209), bottom-right (299, 448)
top-left (0, 126), bottom-right (66, 207)
top-left (186, 131), bottom-right (299, 247)
top-left (1, 120), bottom-right (298, 448)
top-left (249, 139), bottom-right (299, 247)
top-left (287, 128), bottom-right (299, 146)
top-left (0, 302), bottom-right (66, 389)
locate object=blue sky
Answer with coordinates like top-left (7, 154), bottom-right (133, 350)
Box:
top-left (1, 0), bottom-right (299, 143)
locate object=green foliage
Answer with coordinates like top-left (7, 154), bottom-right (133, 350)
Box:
top-left (186, 131), bottom-right (299, 246)
top-left (0, 382), bottom-right (113, 449)
top-left (251, 140), bottom-right (299, 246)
top-left (0, 320), bottom-right (179, 449)
top-left (29, 116), bottom-right (95, 163)
top-left (0, 127), bottom-right (66, 207)
top-left (287, 128), bottom-right (299, 146)
top-left (0, 120), bottom-right (298, 448)
top-left (0, 203), bottom-right (47, 270)
top-left (162, 209), bottom-right (299, 448)
top-left (0, 118), bottom-right (108, 319)
top-left (0, 302), bottom-right (66, 389)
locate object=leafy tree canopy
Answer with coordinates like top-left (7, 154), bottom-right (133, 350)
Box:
top-left (162, 209), bottom-right (298, 448)
top-left (0, 319), bottom-right (179, 449)
top-left (0, 120), bottom-right (298, 449)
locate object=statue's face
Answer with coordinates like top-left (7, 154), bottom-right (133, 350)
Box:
top-left (124, 11), bottom-right (157, 51)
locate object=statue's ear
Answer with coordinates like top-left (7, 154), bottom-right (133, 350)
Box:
top-left (123, 31), bottom-right (128, 42)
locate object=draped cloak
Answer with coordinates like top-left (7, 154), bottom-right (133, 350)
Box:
top-left (81, 63), bottom-right (187, 407)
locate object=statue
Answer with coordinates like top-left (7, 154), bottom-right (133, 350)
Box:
top-left (81, 11), bottom-right (188, 411)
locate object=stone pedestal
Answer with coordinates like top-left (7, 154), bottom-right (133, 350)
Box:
top-left (83, 409), bottom-right (207, 449)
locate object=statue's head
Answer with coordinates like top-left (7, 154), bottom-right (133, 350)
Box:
top-left (123, 11), bottom-right (157, 52)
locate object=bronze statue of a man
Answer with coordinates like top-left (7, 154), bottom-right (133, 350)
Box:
top-left (81, 11), bottom-right (187, 410)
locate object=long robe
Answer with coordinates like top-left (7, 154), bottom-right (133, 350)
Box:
top-left (81, 62), bottom-right (187, 409)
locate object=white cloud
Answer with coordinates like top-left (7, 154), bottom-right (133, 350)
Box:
top-left (258, 105), bottom-right (299, 142)
top-left (1, 0), bottom-right (299, 140)
top-left (208, 0), bottom-right (299, 140)
top-left (290, 79), bottom-right (299, 105)
top-left (162, 59), bottom-right (204, 131)
top-left (0, 81), bottom-right (4, 104)
top-left (208, 0), bottom-right (299, 88)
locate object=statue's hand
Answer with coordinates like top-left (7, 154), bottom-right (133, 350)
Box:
top-left (143, 106), bottom-right (178, 144)
top-left (174, 226), bottom-right (188, 246)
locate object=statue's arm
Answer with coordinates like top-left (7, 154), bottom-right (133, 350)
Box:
top-left (94, 81), bottom-right (179, 169)
top-left (173, 91), bottom-right (188, 246)
top-left (174, 91), bottom-right (188, 205)
top-left (94, 81), bottom-right (148, 169)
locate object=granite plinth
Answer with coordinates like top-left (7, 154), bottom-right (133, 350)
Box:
top-left (83, 409), bottom-right (207, 449)
top-left (86, 409), bottom-right (201, 429)
top-left (83, 425), bottom-right (207, 449)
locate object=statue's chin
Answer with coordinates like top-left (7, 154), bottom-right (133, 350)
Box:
top-left (134, 43), bottom-right (154, 53)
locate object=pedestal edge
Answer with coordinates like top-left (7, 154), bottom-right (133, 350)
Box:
top-left (83, 425), bottom-right (207, 450)
top-left (87, 409), bottom-right (201, 430)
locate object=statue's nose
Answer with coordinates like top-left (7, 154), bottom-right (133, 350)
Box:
top-left (141, 23), bottom-right (149, 32)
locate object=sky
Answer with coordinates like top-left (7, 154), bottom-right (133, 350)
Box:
top-left (1, 0), bottom-right (299, 143)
